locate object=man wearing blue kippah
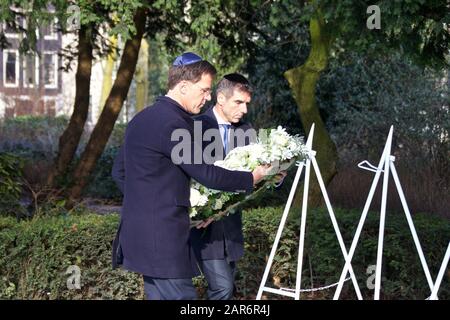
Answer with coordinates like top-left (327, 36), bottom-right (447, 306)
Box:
top-left (111, 53), bottom-right (272, 300)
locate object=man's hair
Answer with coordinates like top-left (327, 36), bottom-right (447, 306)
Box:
top-left (167, 60), bottom-right (217, 90)
top-left (216, 73), bottom-right (253, 98)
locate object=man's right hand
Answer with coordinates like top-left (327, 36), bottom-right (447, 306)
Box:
top-left (252, 164), bottom-right (273, 185)
top-left (195, 217), bottom-right (215, 229)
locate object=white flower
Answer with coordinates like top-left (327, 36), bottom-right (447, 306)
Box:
top-left (213, 199), bottom-right (223, 210)
top-left (190, 188), bottom-right (208, 207)
top-left (221, 154), bottom-right (244, 170)
top-left (271, 131), bottom-right (289, 147)
top-left (215, 143), bottom-right (267, 171)
top-left (189, 207), bottom-right (198, 218)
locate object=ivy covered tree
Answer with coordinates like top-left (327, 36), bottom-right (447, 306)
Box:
top-left (282, 0), bottom-right (449, 206)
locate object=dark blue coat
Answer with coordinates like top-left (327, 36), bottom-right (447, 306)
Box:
top-left (190, 106), bottom-right (255, 262)
top-left (111, 96), bottom-right (254, 278)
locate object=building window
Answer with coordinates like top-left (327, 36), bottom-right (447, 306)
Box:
top-left (42, 18), bottom-right (58, 40)
top-left (2, 16), bottom-right (21, 39)
top-left (3, 50), bottom-right (19, 87)
top-left (43, 52), bottom-right (58, 89)
top-left (23, 54), bottom-right (39, 88)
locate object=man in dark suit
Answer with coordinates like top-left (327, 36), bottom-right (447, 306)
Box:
top-left (111, 53), bottom-right (271, 300)
top-left (190, 73), bottom-right (286, 300)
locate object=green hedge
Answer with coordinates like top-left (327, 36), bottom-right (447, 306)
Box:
top-left (0, 212), bottom-right (143, 299)
top-left (0, 206), bottom-right (448, 300)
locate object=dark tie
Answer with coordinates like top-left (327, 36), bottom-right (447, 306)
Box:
top-left (221, 124), bottom-right (231, 155)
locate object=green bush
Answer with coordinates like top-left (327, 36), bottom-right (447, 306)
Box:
top-left (0, 116), bottom-right (70, 160)
top-left (0, 152), bottom-right (26, 217)
top-left (0, 206), bottom-right (448, 300)
top-left (0, 211), bottom-right (143, 299)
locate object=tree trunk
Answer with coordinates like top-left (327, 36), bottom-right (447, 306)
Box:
top-left (284, 9), bottom-right (338, 211)
top-left (99, 35), bottom-right (118, 111)
top-left (135, 38), bottom-right (149, 112)
top-left (46, 25), bottom-right (93, 189)
top-left (67, 8), bottom-right (147, 206)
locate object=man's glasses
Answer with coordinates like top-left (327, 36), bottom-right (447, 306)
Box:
top-left (192, 82), bottom-right (212, 95)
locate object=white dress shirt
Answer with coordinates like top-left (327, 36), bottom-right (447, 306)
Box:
top-left (212, 106), bottom-right (232, 150)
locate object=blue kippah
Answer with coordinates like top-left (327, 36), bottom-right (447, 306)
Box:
top-left (172, 52), bottom-right (203, 66)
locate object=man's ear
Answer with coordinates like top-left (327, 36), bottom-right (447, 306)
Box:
top-left (217, 92), bottom-right (226, 106)
top-left (179, 81), bottom-right (188, 95)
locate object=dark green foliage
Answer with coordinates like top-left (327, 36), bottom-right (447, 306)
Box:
top-left (237, 206), bottom-right (298, 298)
top-left (317, 52), bottom-right (449, 167)
top-left (223, 1), bottom-right (311, 135)
top-left (0, 153), bottom-right (25, 217)
top-left (244, 23), bottom-right (309, 135)
top-left (316, 0), bottom-right (450, 69)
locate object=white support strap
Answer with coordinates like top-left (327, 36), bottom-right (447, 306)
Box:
top-left (358, 160), bottom-right (382, 173)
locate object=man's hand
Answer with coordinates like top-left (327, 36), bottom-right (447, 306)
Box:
top-left (195, 217), bottom-right (215, 229)
top-left (252, 164), bottom-right (273, 185)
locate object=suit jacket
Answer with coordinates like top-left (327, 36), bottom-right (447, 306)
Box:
top-left (111, 96), bottom-right (254, 278)
top-left (190, 106), bottom-right (256, 262)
